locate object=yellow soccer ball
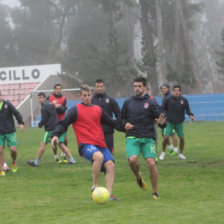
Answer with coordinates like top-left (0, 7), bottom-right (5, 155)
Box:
top-left (92, 187), bottom-right (110, 204)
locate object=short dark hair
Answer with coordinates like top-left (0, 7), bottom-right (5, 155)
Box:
top-left (95, 79), bottom-right (104, 84)
top-left (173, 85), bottom-right (181, 91)
top-left (160, 83), bottom-right (170, 89)
top-left (38, 92), bottom-right (46, 98)
top-left (134, 77), bottom-right (147, 86)
top-left (54, 84), bottom-right (62, 89)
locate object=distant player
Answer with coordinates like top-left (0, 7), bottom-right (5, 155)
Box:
top-left (92, 79), bottom-right (121, 154)
top-left (27, 92), bottom-right (76, 166)
top-left (0, 90), bottom-right (24, 176)
top-left (47, 84), bottom-right (68, 162)
top-left (51, 84), bottom-right (121, 200)
top-left (159, 84), bottom-right (178, 160)
top-left (161, 85), bottom-right (194, 160)
top-left (121, 77), bottom-right (166, 199)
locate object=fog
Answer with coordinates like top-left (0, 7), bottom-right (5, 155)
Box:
top-left (0, 0), bottom-right (224, 96)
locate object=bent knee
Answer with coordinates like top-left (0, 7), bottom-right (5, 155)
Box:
top-left (10, 146), bottom-right (17, 153)
top-left (147, 158), bottom-right (156, 167)
top-left (128, 155), bottom-right (138, 164)
top-left (93, 151), bottom-right (104, 161)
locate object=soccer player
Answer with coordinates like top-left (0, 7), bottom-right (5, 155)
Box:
top-left (0, 91), bottom-right (24, 176)
top-left (92, 79), bottom-right (121, 154)
top-left (47, 84), bottom-right (68, 162)
top-left (159, 84), bottom-right (178, 160)
top-left (51, 84), bottom-right (121, 200)
top-left (144, 86), bottom-right (159, 163)
top-left (121, 77), bottom-right (166, 199)
top-left (27, 92), bottom-right (76, 166)
top-left (161, 85), bottom-right (194, 160)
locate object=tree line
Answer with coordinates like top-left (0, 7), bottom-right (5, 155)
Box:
top-left (0, 0), bottom-right (224, 96)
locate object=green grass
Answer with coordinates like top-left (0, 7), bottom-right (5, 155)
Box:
top-left (1, 122), bottom-right (224, 224)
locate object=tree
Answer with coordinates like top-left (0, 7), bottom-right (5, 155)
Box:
top-left (10, 0), bottom-right (78, 65)
top-left (0, 3), bottom-right (17, 67)
top-left (216, 29), bottom-right (224, 78)
top-left (138, 0), bottom-right (159, 95)
top-left (66, 0), bottom-right (137, 96)
top-left (161, 0), bottom-right (202, 92)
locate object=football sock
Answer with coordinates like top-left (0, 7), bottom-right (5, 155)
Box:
top-left (54, 155), bottom-right (59, 159)
top-left (174, 147), bottom-right (178, 153)
top-left (34, 159), bottom-right (39, 165)
top-left (61, 152), bottom-right (66, 157)
top-left (168, 144), bottom-right (174, 150)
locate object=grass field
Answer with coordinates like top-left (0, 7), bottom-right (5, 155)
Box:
top-left (1, 121), bottom-right (224, 224)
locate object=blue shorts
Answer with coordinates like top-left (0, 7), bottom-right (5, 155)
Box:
top-left (81, 144), bottom-right (114, 165)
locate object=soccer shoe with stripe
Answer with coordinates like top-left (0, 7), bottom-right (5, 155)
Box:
top-left (68, 160), bottom-right (76, 164)
top-left (62, 159), bottom-right (68, 164)
top-left (137, 173), bottom-right (147, 191)
top-left (168, 149), bottom-right (177, 156)
top-left (152, 192), bottom-right (160, 200)
top-left (11, 163), bottom-right (18, 173)
top-left (110, 194), bottom-right (120, 201)
top-left (178, 153), bottom-right (186, 160)
top-left (0, 170), bottom-right (6, 176)
top-left (4, 165), bottom-right (10, 172)
top-left (159, 152), bottom-right (165, 160)
top-left (27, 160), bottom-right (38, 167)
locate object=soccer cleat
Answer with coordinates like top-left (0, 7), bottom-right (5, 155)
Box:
top-left (178, 154), bottom-right (186, 160)
top-left (27, 160), bottom-right (38, 167)
top-left (109, 194), bottom-right (120, 201)
top-left (68, 161), bottom-right (76, 164)
top-left (159, 152), bottom-right (165, 160)
top-left (137, 172), bottom-right (147, 191)
top-left (62, 159), bottom-right (68, 164)
top-left (55, 157), bottom-right (60, 162)
top-left (11, 163), bottom-right (18, 173)
top-left (169, 150), bottom-right (177, 156)
top-left (0, 170), bottom-right (6, 176)
top-left (57, 159), bottom-right (63, 164)
top-left (4, 165), bottom-right (10, 172)
top-left (152, 192), bottom-right (160, 199)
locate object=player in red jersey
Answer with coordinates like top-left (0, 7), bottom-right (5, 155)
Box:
top-left (51, 84), bottom-right (121, 200)
top-left (47, 84), bottom-right (69, 163)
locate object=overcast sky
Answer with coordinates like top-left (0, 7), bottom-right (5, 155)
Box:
top-left (2, 0), bottom-right (20, 7)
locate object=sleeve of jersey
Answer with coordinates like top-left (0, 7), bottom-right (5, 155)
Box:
top-left (120, 100), bottom-right (129, 129)
top-left (52, 106), bottom-right (77, 137)
top-left (56, 99), bottom-right (67, 114)
top-left (8, 101), bottom-right (24, 125)
top-left (185, 99), bottom-right (194, 116)
top-left (161, 98), bottom-right (168, 116)
top-left (101, 109), bottom-right (123, 132)
top-left (38, 108), bottom-right (46, 128)
top-left (112, 99), bottom-right (121, 119)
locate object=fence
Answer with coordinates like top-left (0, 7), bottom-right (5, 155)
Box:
top-left (70, 93), bottom-right (224, 121)
top-left (36, 93), bottom-right (224, 123)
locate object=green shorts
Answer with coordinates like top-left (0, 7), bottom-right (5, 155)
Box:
top-left (126, 137), bottom-right (156, 160)
top-left (42, 131), bottom-right (66, 144)
top-left (161, 127), bottom-right (175, 135)
top-left (0, 132), bottom-right (17, 147)
top-left (164, 122), bottom-right (184, 138)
